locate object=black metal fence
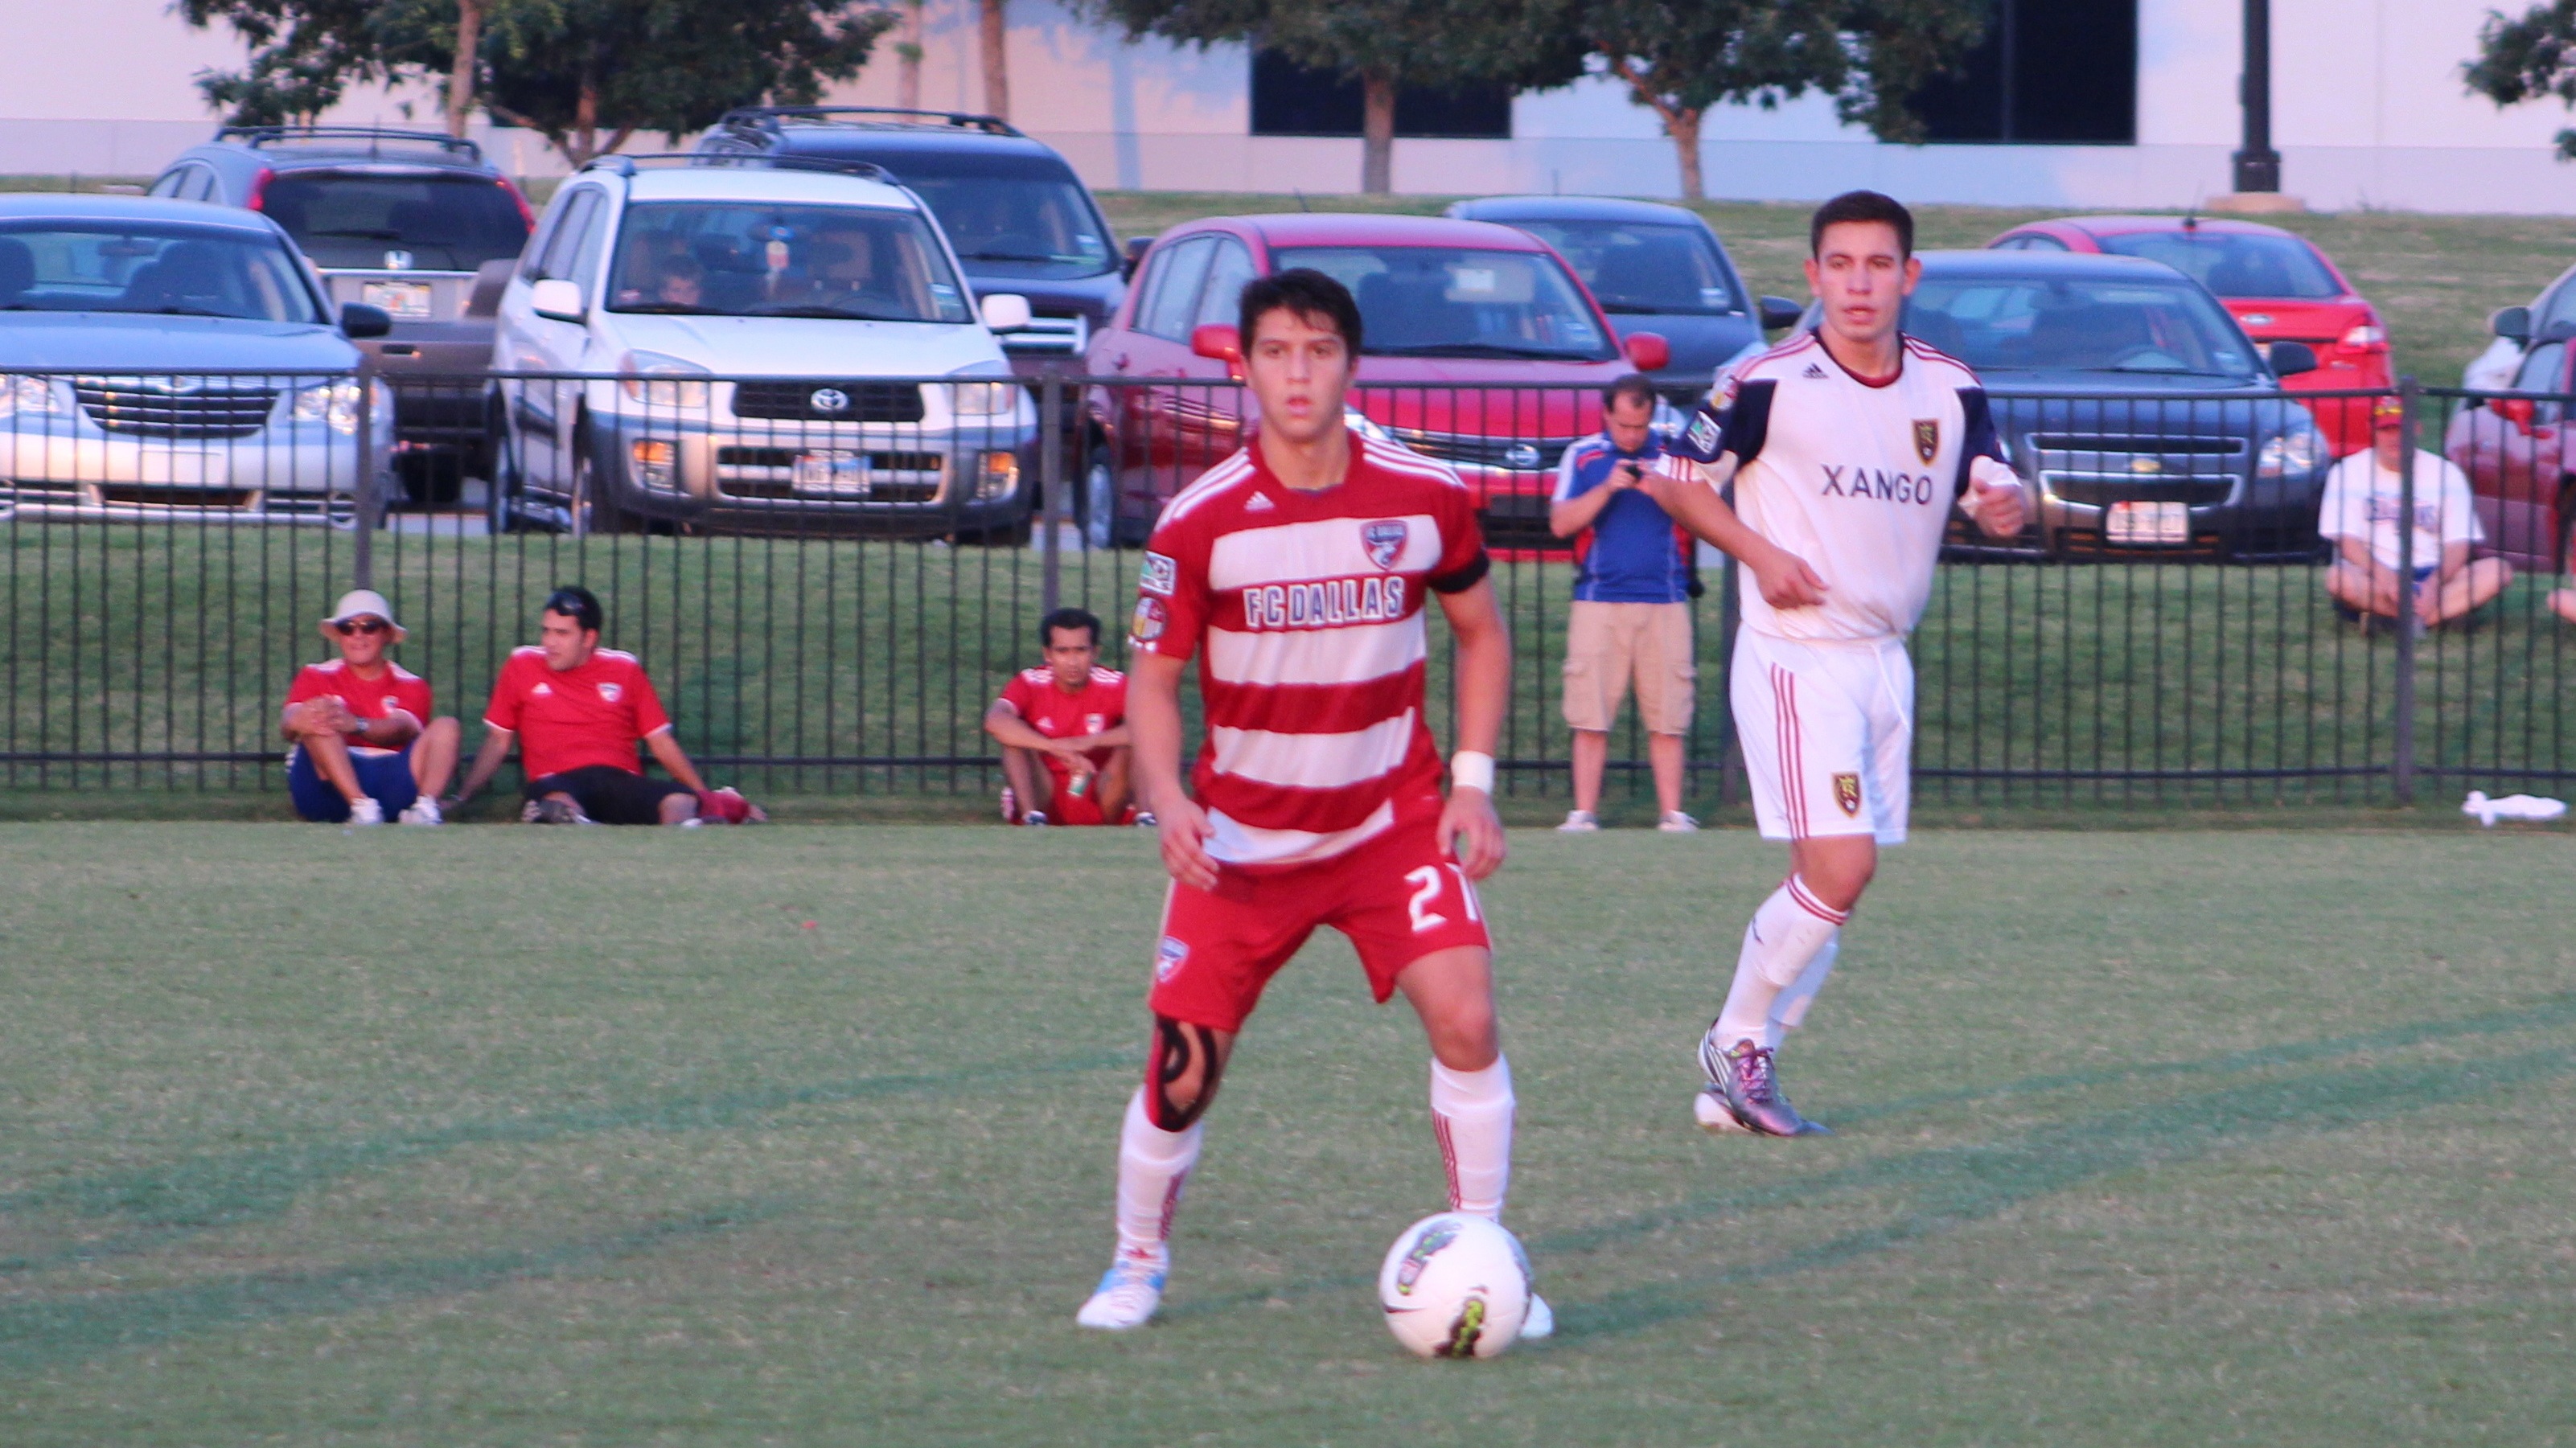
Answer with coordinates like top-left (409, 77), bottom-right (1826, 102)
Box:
top-left (4, 368), bottom-right (2570, 810)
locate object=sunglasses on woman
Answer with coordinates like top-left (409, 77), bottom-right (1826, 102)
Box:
top-left (333, 618), bottom-right (389, 637)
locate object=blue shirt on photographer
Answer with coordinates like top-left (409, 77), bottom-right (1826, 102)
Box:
top-left (1554, 430), bottom-right (1694, 604)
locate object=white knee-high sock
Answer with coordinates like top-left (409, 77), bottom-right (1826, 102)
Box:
top-left (1765, 936), bottom-right (1840, 1049)
top-left (1429, 1055), bottom-right (1514, 1221)
top-left (1112, 1088), bottom-right (1202, 1266)
top-left (1711, 876), bottom-right (1847, 1049)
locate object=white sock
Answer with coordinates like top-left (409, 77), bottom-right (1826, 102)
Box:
top-left (1711, 876), bottom-right (1847, 1050)
top-left (1112, 1088), bottom-right (1201, 1266)
top-left (1765, 936), bottom-right (1840, 1049)
top-left (1429, 1055), bottom-right (1514, 1221)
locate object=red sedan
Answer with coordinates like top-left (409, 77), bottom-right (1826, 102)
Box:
top-left (1078, 213), bottom-right (1666, 551)
top-left (1989, 215), bottom-right (2390, 455)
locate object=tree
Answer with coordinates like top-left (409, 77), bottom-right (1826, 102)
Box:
top-left (2466, 0), bottom-right (2576, 159)
top-left (1076, 0), bottom-right (1586, 193)
top-left (980, 0), bottom-right (1010, 120)
top-left (181, 0), bottom-right (898, 165)
top-left (1567, 0), bottom-right (1989, 201)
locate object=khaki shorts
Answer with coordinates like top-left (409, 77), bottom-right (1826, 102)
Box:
top-left (1562, 601), bottom-right (1695, 735)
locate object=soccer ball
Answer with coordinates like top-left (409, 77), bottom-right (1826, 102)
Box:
top-left (1377, 1212), bottom-right (1532, 1359)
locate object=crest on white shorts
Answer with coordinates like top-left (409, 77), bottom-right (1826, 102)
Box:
top-left (1362, 519), bottom-right (1408, 570)
top-left (1834, 772), bottom-right (1863, 816)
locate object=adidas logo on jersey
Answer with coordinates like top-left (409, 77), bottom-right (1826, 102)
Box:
top-left (1800, 362), bottom-right (1830, 379)
top-left (1243, 492), bottom-right (1276, 511)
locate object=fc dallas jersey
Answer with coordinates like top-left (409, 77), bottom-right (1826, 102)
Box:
top-left (1666, 329), bottom-right (2005, 642)
top-left (482, 646), bottom-right (672, 780)
top-left (996, 666), bottom-right (1127, 787)
top-left (286, 658), bottom-right (433, 757)
top-left (1131, 433), bottom-right (1489, 868)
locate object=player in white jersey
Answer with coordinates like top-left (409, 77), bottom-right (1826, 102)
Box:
top-left (1647, 191), bottom-right (2028, 1135)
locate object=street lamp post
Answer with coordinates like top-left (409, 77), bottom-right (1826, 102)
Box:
top-left (2232, 0), bottom-right (2281, 193)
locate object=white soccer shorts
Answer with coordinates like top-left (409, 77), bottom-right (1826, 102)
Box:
top-left (1731, 629), bottom-right (1912, 846)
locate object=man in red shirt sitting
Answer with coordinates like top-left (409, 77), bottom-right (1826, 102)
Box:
top-left (984, 606), bottom-right (1140, 827)
top-left (449, 586), bottom-right (754, 826)
top-left (281, 589), bottom-right (462, 826)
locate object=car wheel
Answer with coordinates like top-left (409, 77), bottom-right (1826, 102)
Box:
top-left (570, 425), bottom-right (627, 536)
top-left (487, 407), bottom-right (544, 534)
top-left (1083, 454), bottom-right (1116, 552)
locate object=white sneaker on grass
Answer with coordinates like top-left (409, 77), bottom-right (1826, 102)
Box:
top-left (345, 798), bottom-right (383, 827)
top-left (1658, 811), bottom-right (1699, 833)
top-left (1522, 1293), bottom-right (1555, 1340)
top-left (1556, 810), bottom-right (1599, 834)
top-left (397, 798), bottom-right (442, 827)
top-left (1074, 1255), bottom-right (1165, 1330)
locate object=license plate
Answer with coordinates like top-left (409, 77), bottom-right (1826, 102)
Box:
top-left (792, 451), bottom-right (871, 494)
top-left (137, 451), bottom-right (228, 486)
top-left (362, 281), bottom-right (433, 319)
top-left (2106, 500), bottom-right (2189, 545)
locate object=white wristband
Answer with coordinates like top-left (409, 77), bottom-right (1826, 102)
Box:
top-left (1450, 750), bottom-right (1495, 794)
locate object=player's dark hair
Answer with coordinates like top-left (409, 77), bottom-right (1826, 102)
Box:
top-left (1601, 372), bottom-right (1659, 412)
top-left (544, 585), bottom-right (602, 635)
top-left (1810, 190), bottom-right (1915, 259)
top-left (1041, 605), bottom-right (1102, 647)
top-left (1239, 268), bottom-right (1363, 356)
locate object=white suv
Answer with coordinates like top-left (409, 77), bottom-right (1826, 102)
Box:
top-left (486, 154), bottom-right (1037, 537)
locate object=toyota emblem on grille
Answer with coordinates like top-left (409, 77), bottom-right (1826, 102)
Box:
top-left (810, 388), bottom-right (852, 414)
top-left (2130, 457), bottom-right (2163, 474)
top-left (1504, 443), bottom-right (1542, 468)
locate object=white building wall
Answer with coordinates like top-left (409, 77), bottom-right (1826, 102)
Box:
top-left (13, 0), bottom-right (2576, 212)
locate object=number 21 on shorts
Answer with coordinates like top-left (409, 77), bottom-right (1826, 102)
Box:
top-left (1404, 864), bottom-right (1482, 933)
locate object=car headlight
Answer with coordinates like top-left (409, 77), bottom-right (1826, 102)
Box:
top-left (2257, 424), bottom-right (2324, 478)
top-left (292, 379), bottom-right (366, 434)
top-left (0, 375), bottom-right (63, 417)
top-left (945, 380), bottom-right (1021, 417)
top-left (618, 351), bottom-right (710, 409)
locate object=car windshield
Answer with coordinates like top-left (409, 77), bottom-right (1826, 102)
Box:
top-left (2093, 232), bottom-right (2342, 300)
top-left (0, 222), bottom-right (323, 323)
top-left (1496, 219), bottom-right (1736, 314)
top-left (261, 173), bottom-right (529, 272)
top-left (1271, 245), bottom-right (1612, 359)
top-left (606, 203), bottom-right (972, 322)
top-left (899, 174), bottom-right (1113, 279)
top-left (1903, 273), bottom-right (2262, 377)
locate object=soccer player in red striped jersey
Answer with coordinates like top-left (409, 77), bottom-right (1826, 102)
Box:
top-left (1074, 269), bottom-right (1548, 1337)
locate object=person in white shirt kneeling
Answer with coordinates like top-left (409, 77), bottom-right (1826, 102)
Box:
top-left (2319, 395), bottom-right (2511, 634)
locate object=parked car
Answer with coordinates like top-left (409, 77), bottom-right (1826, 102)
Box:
top-left (0, 194), bottom-right (392, 523)
top-left (1864, 250), bottom-right (2329, 558)
top-left (485, 153), bottom-right (1038, 539)
top-left (694, 108), bottom-right (1120, 376)
top-left (2441, 329), bottom-right (2576, 571)
top-left (2463, 261), bottom-right (2576, 394)
top-left (1442, 195), bottom-right (1797, 400)
top-left (1080, 213), bottom-right (1667, 549)
top-left (149, 125), bottom-right (534, 502)
top-left (1988, 215), bottom-right (2389, 456)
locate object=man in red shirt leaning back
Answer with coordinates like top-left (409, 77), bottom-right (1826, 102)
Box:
top-left (983, 605), bottom-right (1144, 827)
top-left (449, 585), bottom-right (759, 826)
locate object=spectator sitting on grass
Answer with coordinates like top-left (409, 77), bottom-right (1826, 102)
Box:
top-left (281, 589), bottom-right (461, 827)
top-left (449, 586), bottom-right (760, 827)
top-left (984, 606), bottom-right (1140, 827)
top-left (2321, 396), bottom-right (2510, 634)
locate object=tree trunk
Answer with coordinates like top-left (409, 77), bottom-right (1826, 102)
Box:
top-left (1670, 106), bottom-right (1703, 202)
top-left (1361, 71), bottom-right (1395, 195)
top-left (897, 0), bottom-right (924, 111)
top-left (574, 59), bottom-right (598, 164)
top-left (446, 0), bottom-right (483, 139)
top-left (979, 0), bottom-right (1009, 121)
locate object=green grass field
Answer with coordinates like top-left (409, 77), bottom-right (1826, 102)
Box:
top-left (2, 822), bottom-right (2571, 1445)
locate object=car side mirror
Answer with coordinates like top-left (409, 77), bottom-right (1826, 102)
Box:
top-left (1622, 330), bottom-right (1670, 372)
top-left (2493, 305), bottom-right (2533, 343)
top-left (1123, 236), bottom-right (1152, 283)
top-left (2268, 340), bottom-right (2318, 378)
top-left (1757, 296), bottom-right (1804, 331)
top-left (980, 293), bottom-right (1033, 330)
top-left (1192, 322), bottom-right (1243, 365)
top-left (529, 277), bottom-right (585, 324)
top-left (466, 259), bottom-right (514, 320)
top-left (339, 302), bottom-right (392, 339)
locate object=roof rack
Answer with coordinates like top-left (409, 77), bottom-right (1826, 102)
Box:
top-left (580, 152), bottom-right (898, 186)
top-left (713, 106), bottom-right (1022, 138)
top-left (214, 125), bottom-right (485, 162)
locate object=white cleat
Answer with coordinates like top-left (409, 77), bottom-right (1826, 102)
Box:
top-left (1521, 1292), bottom-right (1555, 1340)
top-left (1074, 1257), bottom-right (1166, 1331)
top-left (1658, 810), bottom-right (1700, 833)
top-left (344, 798), bottom-right (384, 827)
top-left (1694, 1085), bottom-right (1752, 1134)
top-left (397, 798), bottom-right (442, 827)
top-left (1556, 810), bottom-right (1600, 834)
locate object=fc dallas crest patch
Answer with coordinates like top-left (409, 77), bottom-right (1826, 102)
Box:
top-left (1833, 772), bottom-right (1863, 817)
top-left (1912, 419), bottom-right (1939, 464)
top-left (1361, 519), bottom-right (1408, 570)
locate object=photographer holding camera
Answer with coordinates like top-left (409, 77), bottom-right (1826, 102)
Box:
top-left (1550, 374), bottom-right (1701, 832)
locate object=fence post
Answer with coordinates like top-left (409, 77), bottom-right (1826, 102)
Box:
top-left (1040, 375), bottom-right (1063, 613)
top-left (2391, 375), bottom-right (2419, 805)
top-left (351, 363), bottom-right (377, 589)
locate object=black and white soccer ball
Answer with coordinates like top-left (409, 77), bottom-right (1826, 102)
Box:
top-left (1377, 1212), bottom-right (1531, 1359)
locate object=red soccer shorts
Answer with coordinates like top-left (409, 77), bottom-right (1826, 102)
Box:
top-left (1045, 781), bottom-right (1126, 827)
top-left (1145, 822), bottom-right (1493, 1034)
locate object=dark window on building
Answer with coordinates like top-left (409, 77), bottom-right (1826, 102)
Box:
top-left (1248, 51), bottom-right (1512, 139)
top-left (1912, 0), bottom-right (2135, 144)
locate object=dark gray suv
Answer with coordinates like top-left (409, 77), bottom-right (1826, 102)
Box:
top-left (149, 126), bottom-right (536, 501)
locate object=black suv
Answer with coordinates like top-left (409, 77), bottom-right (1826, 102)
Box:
top-left (696, 108), bottom-right (1122, 377)
top-left (149, 126), bottom-right (536, 502)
